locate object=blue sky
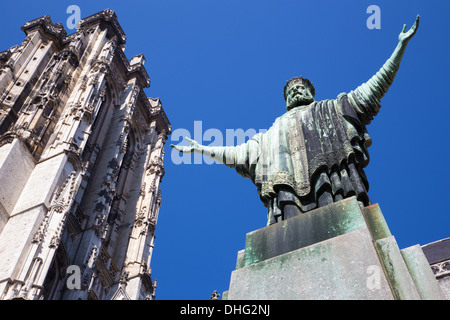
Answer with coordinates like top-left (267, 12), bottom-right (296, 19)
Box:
top-left (1, 1), bottom-right (449, 300)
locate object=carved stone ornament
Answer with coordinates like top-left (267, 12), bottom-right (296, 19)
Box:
top-left (0, 132), bottom-right (17, 148)
top-left (431, 259), bottom-right (450, 279)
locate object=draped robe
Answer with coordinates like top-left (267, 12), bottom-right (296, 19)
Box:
top-left (209, 59), bottom-right (399, 225)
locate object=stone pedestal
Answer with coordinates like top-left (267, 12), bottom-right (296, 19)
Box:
top-left (223, 197), bottom-right (444, 300)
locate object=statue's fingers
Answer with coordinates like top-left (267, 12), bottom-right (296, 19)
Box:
top-left (172, 144), bottom-right (188, 153)
top-left (185, 137), bottom-right (193, 143)
top-left (402, 24), bottom-right (407, 33)
top-left (413, 15), bottom-right (420, 30)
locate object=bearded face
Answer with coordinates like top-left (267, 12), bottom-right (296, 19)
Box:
top-left (285, 83), bottom-right (315, 110)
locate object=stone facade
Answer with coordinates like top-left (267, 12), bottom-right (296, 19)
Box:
top-left (0, 9), bottom-right (171, 300)
top-left (422, 238), bottom-right (450, 300)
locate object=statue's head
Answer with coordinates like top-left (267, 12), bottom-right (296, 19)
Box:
top-left (284, 77), bottom-right (315, 111)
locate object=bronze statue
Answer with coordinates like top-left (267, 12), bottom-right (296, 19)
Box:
top-left (172, 16), bottom-right (420, 226)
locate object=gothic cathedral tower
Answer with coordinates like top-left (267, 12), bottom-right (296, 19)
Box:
top-left (0, 9), bottom-right (171, 300)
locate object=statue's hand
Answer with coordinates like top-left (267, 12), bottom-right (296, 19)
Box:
top-left (170, 137), bottom-right (201, 153)
top-left (399, 15), bottom-right (419, 45)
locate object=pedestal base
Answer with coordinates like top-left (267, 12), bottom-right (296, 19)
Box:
top-left (224, 197), bottom-right (444, 300)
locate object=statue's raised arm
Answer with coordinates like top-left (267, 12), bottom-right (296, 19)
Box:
top-left (392, 15), bottom-right (420, 65)
top-left (347, 15), bottom-right (420, 125)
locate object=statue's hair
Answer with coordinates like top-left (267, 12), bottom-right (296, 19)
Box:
top-left (283, 76), bottom-right (315, 101)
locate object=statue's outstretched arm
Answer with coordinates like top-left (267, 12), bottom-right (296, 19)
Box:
top-left (171, 136), bottom-right (260, 180)
top-left (171, 137), bottom-right (218, 158)
top-left (171, 137), bottom-right (236, 165)
top-left (348, 15), bottom-right (419, 124)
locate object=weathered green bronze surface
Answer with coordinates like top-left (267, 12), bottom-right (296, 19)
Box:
top-left (224, 194), bottom-right (445, 300)
top-left (242, 196), bottom-right (365, 267)
top-left (172, 16), bottom-right (420, 225)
